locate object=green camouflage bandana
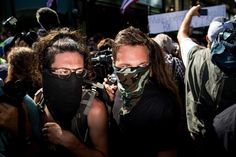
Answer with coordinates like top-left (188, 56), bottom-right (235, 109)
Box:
top-left (114, 66), bottom-right (150, 115)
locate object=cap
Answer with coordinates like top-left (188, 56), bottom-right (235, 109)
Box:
top-left (207, 16), bottom-right (234, 42)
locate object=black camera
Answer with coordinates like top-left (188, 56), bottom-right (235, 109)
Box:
top-left (91, 48), bottom-right (113, 83)
top-left (18, 31), bottom-right (38, 46)
top-left (2, 16), bottom-right (17, 32)
top-left (107, 73), bottom-right (117, 85)
top-left (2, 16), bottom-right (38, 48)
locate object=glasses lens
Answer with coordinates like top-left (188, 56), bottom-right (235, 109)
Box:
top-left (50, 68), bottom-right (71, 79)
top-left (75, 69), bottom-right (87, 78)
top-left (49, 68), bottom-right (87, 79)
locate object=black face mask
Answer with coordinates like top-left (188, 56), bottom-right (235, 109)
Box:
top-left (42, 70), bottom-right (83, 129)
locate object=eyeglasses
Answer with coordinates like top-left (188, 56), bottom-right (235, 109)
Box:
top-left (48, 68), bottom-right (87, 79)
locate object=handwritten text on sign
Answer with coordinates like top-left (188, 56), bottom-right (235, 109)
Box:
top-left (148, 5), bottom-right (226, 34)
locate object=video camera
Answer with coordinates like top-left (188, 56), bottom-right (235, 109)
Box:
top-left (2, 16), bottom-right (38, 47)
top-left (91, 48), bottom-right (114, 83)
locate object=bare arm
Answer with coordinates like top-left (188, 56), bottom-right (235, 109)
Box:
top-left (157, 149), bottom-right (177, 157)
top-left (70, 98), bottom-right (108, 157)
top-left (177, 5), bottom-right (200, 45)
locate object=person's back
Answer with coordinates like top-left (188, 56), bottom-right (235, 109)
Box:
top-left (177, 5), bottom-right (236, 157)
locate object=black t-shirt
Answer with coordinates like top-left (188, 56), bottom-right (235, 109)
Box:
top-left (111, 79), bottom-right (180, 157)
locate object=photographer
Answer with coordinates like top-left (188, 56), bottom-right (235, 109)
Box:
top-left (1, 16), bottom-right (38, 59)
top-left (91, 38), bottom-right (114, 83)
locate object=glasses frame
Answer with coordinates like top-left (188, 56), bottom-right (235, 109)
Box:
top-left (48, 67), bottom-right (87, 79)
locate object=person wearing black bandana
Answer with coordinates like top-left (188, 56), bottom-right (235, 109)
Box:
top-left (34, 28), bottom-right (108, 157)
top-left (104, 26), bottom-right (181, 157)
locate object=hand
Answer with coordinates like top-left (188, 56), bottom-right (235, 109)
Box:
top-left (42, 122), bottom-right (79, 149)
top-left (103, 77), bottom-right (117, 102)
top-left (188, 5), bottom-right (201, 17)
top-left (0, 102), bottom-right (18, 134)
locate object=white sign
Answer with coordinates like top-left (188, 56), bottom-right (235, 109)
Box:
top-left (148, 5), bottom-right (226, 34)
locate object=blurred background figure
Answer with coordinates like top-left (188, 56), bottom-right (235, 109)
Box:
top-left (36, 7), bottom-right (60, 37)
top-left (6, 46), bottom-right (41, 98)
top-left (152, 33), bottom-right (185, 104)
top-left (0, 46), bottom-right (42, 157)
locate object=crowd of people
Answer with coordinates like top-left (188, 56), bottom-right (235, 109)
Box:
top-left (0, 4), bottom-right (235, 157)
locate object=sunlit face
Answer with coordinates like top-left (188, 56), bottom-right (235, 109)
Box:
top-left (114, 45), bottom-right (149, 68)
top-left (51, 52), bottom-right (84, 69)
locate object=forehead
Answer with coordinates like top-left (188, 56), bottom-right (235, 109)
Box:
top-left (115, 45), bottom-right (149, 63)
top-left (52, 52), bottom-right (84, 68)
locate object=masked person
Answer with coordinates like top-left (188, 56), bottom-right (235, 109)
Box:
top-left (177, 5), bottom-right (236, 157)
top-left (104, 26), bottom-right (181, 157)
top-left (33, 27), bottom-right (108, 157)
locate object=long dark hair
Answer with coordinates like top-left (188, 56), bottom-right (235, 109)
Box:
top-left (34, 27), bottom-right (95, 80)
top-left (112, 26), bottom-right (181, 105)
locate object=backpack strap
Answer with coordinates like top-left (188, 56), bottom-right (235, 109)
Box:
top-left (83, 86), bottom-right (97, 115)
top-left (71, 85), bottom-right (98, 144)
top-left (23, 95), bottom-right (41, 140)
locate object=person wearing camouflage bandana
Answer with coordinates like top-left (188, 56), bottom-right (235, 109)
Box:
top-left (114, 65), bottom-right (150, 115)
top-left (105, 26), bottom-right (181, 157)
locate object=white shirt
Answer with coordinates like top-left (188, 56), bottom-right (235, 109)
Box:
top-left (180, 38), bottom-right (198, 67)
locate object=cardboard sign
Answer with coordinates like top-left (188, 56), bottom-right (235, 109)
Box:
top-left (148, 5), bottom-right (226, 34)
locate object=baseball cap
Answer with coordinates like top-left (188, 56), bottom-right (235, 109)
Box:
top-left (207, 16), bottom-right (234, 42)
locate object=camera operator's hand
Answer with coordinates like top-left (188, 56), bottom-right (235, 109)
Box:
top-left (103, 77), bottom-right (117, 102)
top-left (0, 102), bottom-right (18, 134)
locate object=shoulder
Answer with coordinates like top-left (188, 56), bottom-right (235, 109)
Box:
top-left (188, 46), bottom-right (210, 61)
top-left (186, 47), bottom-right (211, 74)
top-left (87, 98), bottom-right (108, 124)
top-left (91, 98), bottom-right (107, 113)
top-left (141, 81), bottom-right (179, 113)
top-left (142, 80), bottom-right (174, 101)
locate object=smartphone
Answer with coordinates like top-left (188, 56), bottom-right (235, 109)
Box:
top-left (199, 9), bottom-right (208, 16)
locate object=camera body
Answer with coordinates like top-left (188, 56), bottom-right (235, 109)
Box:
top-left (2, 16), bottom-right (38, 47)
top-left (91, 48), bottom-right (113, 83)
top-left (107, 73), bottom-right (117, 85)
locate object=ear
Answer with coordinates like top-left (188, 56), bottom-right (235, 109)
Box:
top-left (206, 35), bottom-right (212, 48)
top-left (205, 35), bottom-right (210, 42)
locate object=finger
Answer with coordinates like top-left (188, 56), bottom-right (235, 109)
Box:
top-left (104, 78), bottom-right (108, 82)
top-left (42, 127), bottom-right (48, 134)
top-left (44, 122), bottom-right (56, 128)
